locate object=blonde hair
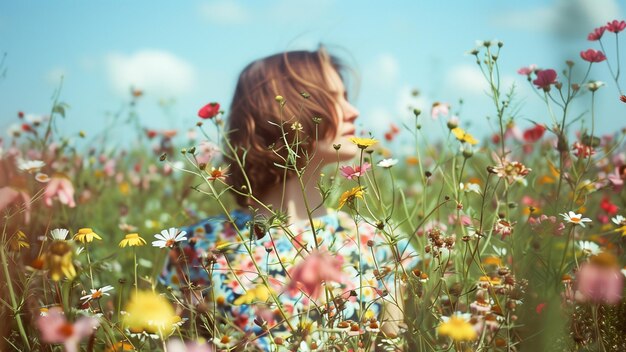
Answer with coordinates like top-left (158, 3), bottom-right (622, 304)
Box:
top-left (225, 48), bottom-right (348, 207)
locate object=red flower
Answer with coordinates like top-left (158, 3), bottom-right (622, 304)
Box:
top-left (600, 197), bottom-right (619, 215)
top-left (198, 102), bottom-right (220, 119)
top-left (145, 129), bottom-right (158, 139)
top-left (18, 111), bottom-right (24, 118)
top-left (580, 49), bottom-right (606, 63)
top-left (606, 20), bottom-right (626, 33)
top-left (588, 26), bottom-right (606, 40)
top-left (533, 69), bottom-right (558, 91)
top-left (535, 303), bottom-right (546, 314)
top-left (620, 95), bottom-right (626, 103)
top-left (523, 124), bottom-right (546, 143)
top-left (21, 123), bottom-right (33, 132)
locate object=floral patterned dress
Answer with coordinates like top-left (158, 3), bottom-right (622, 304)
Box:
top-left (160, 209), bottom-right (418, 349)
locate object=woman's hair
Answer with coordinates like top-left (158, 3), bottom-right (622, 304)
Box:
top-left (225, 47), bottom-right (349, 208)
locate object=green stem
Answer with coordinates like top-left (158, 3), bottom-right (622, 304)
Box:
top-left (0, 245), bottom-right (31, 349)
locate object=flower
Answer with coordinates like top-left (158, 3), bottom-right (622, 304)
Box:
top-left (50, 228), bottom-right (69, 241)
top-left (580, 49), bottom-right (606, 63)
top-left (119, 233), bottom-right (147, 247)
top-left (460, 182), bottom-right (481, 194)
top-left (606, 20), bottom-right (626, 33)
top-left (35, 172), bottom-right (50, 183)
top-left (17, 159), bottom-right (45, 174)
top-left (233, 284), bottom-right (273, 305)
top-left (377, 158), bottom-right (398, 168)
top-left (612, 215), bottom-right (625, 226)
top-left (560, 211), bottom-right (592, 227)
top-left (492, 160), bottom-right (532, 185)
top-left (600, 197), bottom-right (619, 215)
top-left (152, 227), bottom-right (188, 248)
top-left (588, 26), bottom-right (606, 40)
top-left (124, 291), bottom-right (178, 335)
top-left (437, 313), bottom-right (477, 341)
top-left (207, 166), bottom-right (228, 181)
top-left (340, 162), bottom-right (370, 180)
top-left (348, 137), bottom-right (378, 149)
top-left (451, 127), bottom-right (478, 145)
top-left (577, 241), bottom-right (601, 256)
top-left (576, 254), bottom-right (623, 304)
top-left (8, 230), bottom-right (30, 251)
top-left (44, 175), bottom-right (76, 208)
top-left (287, 251), bottom-right (345, 299)
top-left (586, 80), bottom-right (605, 92)
top-left (166, 339), bottom-right (215, 352)
top-left (533, 69), bottom-right (558, 91)
top-left (522, 124), bottom-right (546, 143)
top-left (45, 240), bottom-right (77, 281)
top-left (198, 102), bottom-right (220, 119)
top-left (338, 186), bottom-right (365, 209)
top-left (431, 102), bottom-right (450, 120)
top-left (572, 141), bottom-right (595, 158)
top-left (74, 228), bottom-right (102, 243)
top-left (37, 306), bottom-right (99, 352)
top-left (81, 285), bottom-right (114, 303)
top-left (517, 64), bottom-right (537, 76)
top-left (493, 219), bottom-right (516, 239)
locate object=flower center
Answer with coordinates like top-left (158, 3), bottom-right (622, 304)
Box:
top-left (58, 323), bottom-right (74, 338)
top-left (571, 217), bottom-right (581, 223)
top-left (92, 290), bottom-right (103, 299)
top-left (165, 239), bottom-right (176, 247)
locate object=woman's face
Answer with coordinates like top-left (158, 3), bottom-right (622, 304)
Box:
top-left (316, 63), bottom-right (360, 164)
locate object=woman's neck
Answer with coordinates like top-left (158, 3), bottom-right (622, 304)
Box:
top-left (256, 167), bottom-right (328, 224)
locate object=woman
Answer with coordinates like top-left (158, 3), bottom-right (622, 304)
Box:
top-left (162, 47), bottom-right (417, 351)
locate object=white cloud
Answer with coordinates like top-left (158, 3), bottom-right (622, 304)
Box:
top-left (105, 50), bottom-right (195, 97)
top-left (199, 0), bottom-right (250, 25)
top-left (444, 64), bottom-right (517, 98)
top-left (45, 67), bottom-right (67, 85)
top-left (364, 54), bottom-right (399, 88)
top-left (492, 0), bottom-right (622, 37)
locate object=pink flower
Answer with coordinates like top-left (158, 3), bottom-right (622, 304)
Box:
top-left (517, 64), bottom-right (537, 76)
top-left (287, 251), bottom-right (345, 299)
top-left (606, 20), bottom-right (626, 33)
top-left (580, 49), bottom-right (606, 63)
top-left (576, 261), bottom-right (623, 304)
top-left (607, 165), bottom-right (626, 191)
top-left (572, 141), bottom-right (595, 158)
top-left (587, 26), bottom-right (606, 40)
top-left (339, 162), bottom-right (371, 180)
top-left (533, 69), bottom-right (558, 91)
top-left (198, 102), bottom-right (220, 119)
top-left (44, 175), bottom-right (76, 208)
top-left (167, 339), bottom-right (215, 352)
top-left (430, 102), bottom-right (450, 120)
top-left (37, 307), bottom-right (99, 352)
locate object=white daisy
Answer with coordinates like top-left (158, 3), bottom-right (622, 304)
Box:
top-left (560, 211), bottom-right (592, 227)
top-left (50, 228), bottom-right (69, 240)
top-left (611, 215), bottom-right (625, 226)
top-left (17, 159), bottom-right (45, 174)
top-left (577, 241), bottom-right (601, 256)
top-left (152, 227), bottom-right (188, 248)
top-left (460, 182), bottom-right (481, 194)
top-left (377, 158), bottom-right (398, 168)
top-left (80, 285), bottom-right (114, 303)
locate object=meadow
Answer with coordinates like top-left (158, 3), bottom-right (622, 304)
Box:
top-left (1, 19), bottom-right (626, 352)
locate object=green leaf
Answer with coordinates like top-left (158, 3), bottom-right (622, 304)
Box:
top-left (53, 102), bottom-right (70, 118)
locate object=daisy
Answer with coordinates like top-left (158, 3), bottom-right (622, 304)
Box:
top-left (611, 215), bottom-right (625, 226)
top-left (348, 137), bottom-right (378, 149)
top-left (560, 211), bottom-right (592, 227)
top-left (74, 228), bottom-right (102, 243)
top-left (377, 158), bottom-right (398, 168)
top-left (152, 227), bottom-right (188, 248)
top-left (577, 241), bottom-right (601, 256)
top-left (119, 233), bottom-right (147, 248)
top-left (17, 159), bottom-right (45, 174)
top-left (80, 285), bottom-right (114, 303)
top-left (438, 313), bottom-right (476, 341)
top-left (50, 228), bottom-right (69, 241)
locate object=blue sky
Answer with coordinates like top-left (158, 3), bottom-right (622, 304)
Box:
top-left (0, 0), bottom-right (624, 149)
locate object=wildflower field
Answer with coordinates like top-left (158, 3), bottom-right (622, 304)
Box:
top-left (2, 19), bottom-right (626, 352)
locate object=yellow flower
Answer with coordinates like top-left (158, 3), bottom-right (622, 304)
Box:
top-left (451, 127), bottom-right (478, 145)
top-left (616, 225), bottom-right (626, 237)
top-left (45, 240), bottom-right (77, 281)
top-left (233, 285), bottom-right (273, 305)
top-left (124, 291), bottom-right (178, 335)
top-left (338, 186), bottom-right (365, 209)
top-left (349, 137), bottom-right (378, 149)
top-left (8, 230), bottom-right (30, 251)
top-left (437, 314), bottom-right (477, 341)
top-left (119, 233), bottom-right (146, 247)
top-left (74, 228), bottom-right (102, 243)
